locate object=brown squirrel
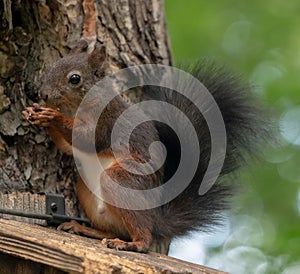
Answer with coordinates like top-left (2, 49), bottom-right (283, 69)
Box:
top-left (23, 40), bottom-right (268, 253)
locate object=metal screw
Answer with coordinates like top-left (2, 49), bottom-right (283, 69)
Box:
top-left (50, 202), bottom-right (57, 212)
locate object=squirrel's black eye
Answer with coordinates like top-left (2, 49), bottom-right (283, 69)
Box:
top-left (69, 74), bottom-right (81, 85)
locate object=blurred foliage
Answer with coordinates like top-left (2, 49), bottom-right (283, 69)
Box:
top-left (165, 0), bottom-right (300, 273)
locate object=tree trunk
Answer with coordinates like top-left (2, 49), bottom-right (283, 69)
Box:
top-left (0, 0), bottom-right (172, 219)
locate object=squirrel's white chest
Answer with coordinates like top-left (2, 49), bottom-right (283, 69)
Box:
top-left (72, 147), bottom-right (115, 211)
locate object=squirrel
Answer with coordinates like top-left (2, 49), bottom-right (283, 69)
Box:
top-left (23, 40), bottom-right (268, 253)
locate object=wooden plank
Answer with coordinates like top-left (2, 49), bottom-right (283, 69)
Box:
top-left (0, 253), bottom-right (67, 274)
top-left (0, 218), bottom-right (226, 273)
top-left (0, 192), bottom-right (77, 225)
top-left (0, 192), bottom-right (46, 225)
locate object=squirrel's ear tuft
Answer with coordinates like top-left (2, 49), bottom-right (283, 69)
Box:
top-left (69, 40), bottom-right (89, 54)
top-left (88, 42), bottom-right (107, 77)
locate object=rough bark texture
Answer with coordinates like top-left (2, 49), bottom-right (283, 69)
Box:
top-left (0, 0), bottom-right (171, 217)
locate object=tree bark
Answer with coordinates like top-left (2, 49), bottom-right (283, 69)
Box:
top-left (0, 0), bottom-right (172, 219)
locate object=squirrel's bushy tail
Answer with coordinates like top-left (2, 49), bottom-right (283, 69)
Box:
top-left (143, 61), bottom-right (270, 239)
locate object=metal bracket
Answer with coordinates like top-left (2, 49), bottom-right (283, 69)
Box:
top-left (45, 193), bottom-right (66, 225)
top-left (0, 192), bottom-right (90, 227)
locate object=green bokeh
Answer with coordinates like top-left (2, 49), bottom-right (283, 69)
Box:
top-left (165, 0), bottom-right (300, 272)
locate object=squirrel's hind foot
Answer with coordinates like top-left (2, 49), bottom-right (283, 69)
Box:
top-left (102, 238), bottom-right (149, 253)
top-left (58, 220), bottom-right (115, 239)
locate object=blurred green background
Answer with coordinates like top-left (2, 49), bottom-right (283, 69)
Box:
top-left (165, 1), bottom-right (300, 273)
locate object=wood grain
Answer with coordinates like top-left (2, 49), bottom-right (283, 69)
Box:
top-left (0, 192), bottom-right (75, 225)
top-left (0, 219), bottom-right (226, 274)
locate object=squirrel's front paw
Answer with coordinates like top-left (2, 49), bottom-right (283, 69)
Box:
top-left (23, 103), bottom-right (60, 127)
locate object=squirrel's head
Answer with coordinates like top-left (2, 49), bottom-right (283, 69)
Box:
top-left (39, 40), bottom-right (107, 117)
